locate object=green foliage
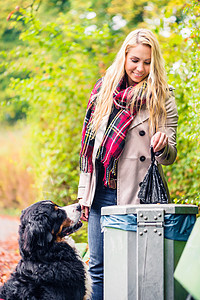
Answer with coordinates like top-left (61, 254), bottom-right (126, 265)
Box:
top-left (10, 7), bottom-right (117, 206)
top-left (157, 0), bottom-right (200, 204)
top-left (0, 0), bottom-right (73, 124)
top-left (0, 0), bottom-right (199, 238)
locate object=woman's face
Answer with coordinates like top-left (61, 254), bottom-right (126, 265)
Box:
top-left (125, 44), bottom-right (151, 86)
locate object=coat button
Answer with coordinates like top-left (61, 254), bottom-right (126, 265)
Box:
top-left (140, 156), bottom-right (146, 162)
top-left (139, 182), bottom-right (143, 187)
top-left (139, 130), bottom-right (145, 136)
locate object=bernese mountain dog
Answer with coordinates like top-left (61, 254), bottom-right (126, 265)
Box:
top-left (0, 201), bottom-right (92, 300)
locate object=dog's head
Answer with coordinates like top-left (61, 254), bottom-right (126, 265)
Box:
top-left (19, 201), bottom-right (82, 258)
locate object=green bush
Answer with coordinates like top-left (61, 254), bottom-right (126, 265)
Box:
top-left (1, 0), bottom-right (199, 215)
top-left (10, 9), bottom-right (117, 206)
top-left (161, 0), bottom-right (200, 205)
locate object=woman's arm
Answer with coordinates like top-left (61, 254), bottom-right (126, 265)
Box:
top-left (77, 173), bottom-right (91, 222)
top-left (151, 91), bottom-right (178, 166)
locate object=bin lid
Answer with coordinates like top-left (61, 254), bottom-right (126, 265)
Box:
top-left (101, 204), bottom-right (198, 215)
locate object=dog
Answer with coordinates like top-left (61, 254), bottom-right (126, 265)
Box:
top-left (0, 201), bottom-right (92, 300)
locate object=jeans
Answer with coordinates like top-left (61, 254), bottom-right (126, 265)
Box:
top-left (88, 182), bottom-right (117, 300)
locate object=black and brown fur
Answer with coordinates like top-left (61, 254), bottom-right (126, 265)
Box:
top-left (0, 201), bottom-right (91, 300)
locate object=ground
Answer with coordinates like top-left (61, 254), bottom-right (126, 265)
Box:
top-left (0, 215), bottom-right (20, 285)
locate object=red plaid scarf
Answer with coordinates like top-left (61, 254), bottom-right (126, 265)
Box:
top-left (80, 76), bottom-right (147, 187)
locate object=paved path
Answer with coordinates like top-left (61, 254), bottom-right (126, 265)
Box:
top-left (0, 216), bottom-right (20, 285)
top-left (0, 215), bottom-right (20, 242)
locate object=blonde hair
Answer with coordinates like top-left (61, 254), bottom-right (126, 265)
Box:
top-left (92, 29), bottom-right (170, 134)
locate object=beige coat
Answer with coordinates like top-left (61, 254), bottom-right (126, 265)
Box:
top-left (78, 89), bottom-right (178, 208)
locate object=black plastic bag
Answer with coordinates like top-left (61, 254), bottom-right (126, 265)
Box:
top-left (138, 146), bottom-right (168, 204)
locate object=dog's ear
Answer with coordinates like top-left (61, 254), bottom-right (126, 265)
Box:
top-left (21, 222), bottom-right (53, 254)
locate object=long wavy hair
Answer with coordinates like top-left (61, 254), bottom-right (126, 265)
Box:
top-left (91, 29), bottom-right (170, 134)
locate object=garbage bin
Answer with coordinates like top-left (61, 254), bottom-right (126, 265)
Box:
top-left (174, 216), bottom-right (200, 300)
top-left (101, 204), bottom-right (198, 300)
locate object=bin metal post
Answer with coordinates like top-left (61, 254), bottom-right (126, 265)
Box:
top-left (137, 208), bottom-right (164, 300)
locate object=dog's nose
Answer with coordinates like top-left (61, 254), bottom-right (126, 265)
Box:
top-left (76, 203), bottom-right (81, 212)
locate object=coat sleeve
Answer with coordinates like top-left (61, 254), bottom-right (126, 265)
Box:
top-left (77, 172), bottom-right (92, 199)
top-left (155, 90), bottom-right (178, 166)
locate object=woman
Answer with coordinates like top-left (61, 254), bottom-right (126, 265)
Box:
top-left (78, 29), bottom-right (178, 300)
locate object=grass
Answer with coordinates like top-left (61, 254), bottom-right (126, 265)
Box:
top-left (0, 207), bottom-right (21, 217)
top-left (0, 124), bottom-right (88, 243)
top-left (0, 124), bottom-right (38, 213)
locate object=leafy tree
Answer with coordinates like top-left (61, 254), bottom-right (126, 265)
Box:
top-left (1, 0), bottom-right (199, 212)
top-left (10, 7), bottom-right (117, 205)
top-left (157, 0), bottom-right (200, 204)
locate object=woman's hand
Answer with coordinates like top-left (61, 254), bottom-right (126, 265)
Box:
top-left (151, 131), bottom-right (168, 152)
top-left (80, 205), bottom-right (89, 222)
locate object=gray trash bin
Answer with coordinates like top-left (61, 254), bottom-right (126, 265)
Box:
top-left (101, 204), bottom-right (198, 300)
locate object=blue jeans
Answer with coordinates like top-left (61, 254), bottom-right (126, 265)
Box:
top-left (88, 182), bottom-right (117, 300)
